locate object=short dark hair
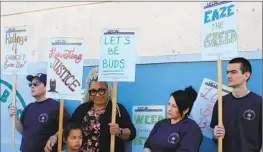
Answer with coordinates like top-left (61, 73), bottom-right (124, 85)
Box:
top-left (170, 86), bottom-right (197, 116)
top-left (63, 122), bottom-right (83, 141)
top-left (229, 57), bottom-right (252, 81)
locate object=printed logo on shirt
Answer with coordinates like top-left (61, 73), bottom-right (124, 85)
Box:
top-left (167, 132), bottom-right (180, 144)
top-left (243, 109), bottom-right (256, 121)
top-left (38, 113), bottom-right (48, 123)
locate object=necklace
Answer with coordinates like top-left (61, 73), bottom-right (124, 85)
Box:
top-left (233, 89), bottom-right (250, 98)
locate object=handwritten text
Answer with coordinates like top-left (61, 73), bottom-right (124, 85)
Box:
top-left (5, 32), bottom-right (27, 46)
top-left (49, 47), bottom-right (83, 64)
top-left (204, 29), bottom-right (237, 48)
top-left (50, 57), bottom-right (81, 92)
top-left (4, 54), bottom-right (27, 70)
top-left (102, 35), bottom-right (131, 70)
top-left (204, 4), bottom-right (235, 24)
top-left (134, 114), bottom-right (164, 124)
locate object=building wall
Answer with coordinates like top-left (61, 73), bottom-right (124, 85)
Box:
top-left (1, 2), bottom-right (262, 152)
top-left (1, 2), bottom-right (262, 62)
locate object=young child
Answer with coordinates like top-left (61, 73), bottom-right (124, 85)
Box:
top-left (62, 122), bottom-right (83, 152)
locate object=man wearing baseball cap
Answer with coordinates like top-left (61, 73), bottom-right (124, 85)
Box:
top-left (26, 73), bottom-right (47, 86)
top-left (9, 73), bottom-right (70, 152)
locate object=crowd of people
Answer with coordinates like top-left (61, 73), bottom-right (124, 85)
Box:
top-left (8, 57), bottom-right (262, 152)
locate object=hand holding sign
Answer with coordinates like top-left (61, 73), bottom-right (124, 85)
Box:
top-left (190, 78), bottom-right (232, 139)
top-left (201, 2), bottom-right (237, 152)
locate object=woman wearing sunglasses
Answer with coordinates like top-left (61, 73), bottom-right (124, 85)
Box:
top-left (69, 67), bottom-right (136, 152)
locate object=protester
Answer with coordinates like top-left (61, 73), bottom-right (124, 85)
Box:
top-left (144, 86), bottom-right (203, 152)
top-left (9, 73), bottom-right (70, 152)
top-left (210, 57), bottom-right (262, 152)
top-left (46, 67), bottom-right (136, 152)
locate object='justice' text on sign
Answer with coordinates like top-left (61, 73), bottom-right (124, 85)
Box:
top-left (46, 38), bottom-right (84, 100)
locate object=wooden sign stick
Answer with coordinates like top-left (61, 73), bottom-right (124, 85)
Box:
top-left (11, 74), bottom-right (17, 147)
top-left (110, 81), bottom-right (117, 152)
top-left (217, 59), bottom-right (223, 152)
top-left (57, 99), bottom-right (64, 152)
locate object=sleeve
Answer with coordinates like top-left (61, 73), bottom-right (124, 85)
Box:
top-left (70, 103), bottom-right (86, 125)
top-left (20, 109), bottom-right (26, 126)
top-left (20, 103), bottom-right (32, 126)
top-left (144, 120), bottom-right (161, 149)
top-left (176, 128), bottom-right (203, 152)
top-left (210, 100), bottom-right (218, 129)
top-left (118, 104), bottom-right (136, 141)
top-left (258, 102), bottom-right (262, 151)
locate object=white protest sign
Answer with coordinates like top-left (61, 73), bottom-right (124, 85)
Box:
top-left (46, 37), bottom-right (85, 100)
top-left (201, 1), bottom-right (238, 61)
top-left (132, 105), bottom-right (165, 152)
top-left (98, 29), bottom-right (136, 82)
top-left (190, 78), bottom-right (233, 139)
top-left (2, 26), bottom-right (29, 75)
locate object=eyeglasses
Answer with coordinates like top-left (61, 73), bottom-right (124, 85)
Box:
top-left (89, 88), bottom-right (107, 96)
top-left (28, 81), bottom-right (42, 87)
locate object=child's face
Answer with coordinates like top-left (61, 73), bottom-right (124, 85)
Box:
top-left (66, 129), bottom-right (83, 151)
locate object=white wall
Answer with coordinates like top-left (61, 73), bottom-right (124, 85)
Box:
top-left (1, 2), bottom-right (262, 62)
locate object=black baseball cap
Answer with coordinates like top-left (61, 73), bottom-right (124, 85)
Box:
top-left (26, 73), bottom-right (47, 86)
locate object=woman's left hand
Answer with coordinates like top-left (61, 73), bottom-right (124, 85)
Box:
top-left (109, 123), bottom-right (119, 135)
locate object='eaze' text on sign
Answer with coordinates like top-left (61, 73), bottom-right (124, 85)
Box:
top-left (204, 4), bottom-right (235, 24)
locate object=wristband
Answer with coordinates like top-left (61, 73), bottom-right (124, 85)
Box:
top-left (49, 135), bottom-right (57, 140)
top-left (116, 128), bottom-right (123, 136)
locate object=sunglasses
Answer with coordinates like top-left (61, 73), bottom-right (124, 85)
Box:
top-left (28, 81), bottom-right (42, 87)
top-left (89, 88), bottom-right (107, 96)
